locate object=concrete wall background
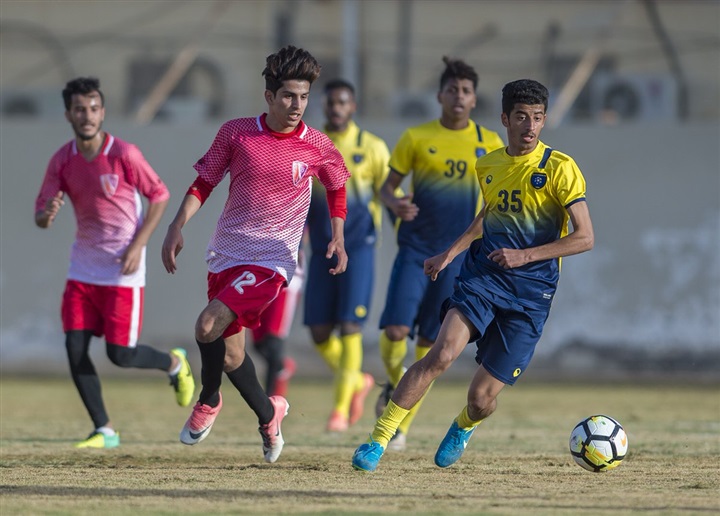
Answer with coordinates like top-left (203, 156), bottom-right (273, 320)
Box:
top-left (1, 118), bottom-right (718, 379)
top-left (1, 0), bottom-right (718, 380)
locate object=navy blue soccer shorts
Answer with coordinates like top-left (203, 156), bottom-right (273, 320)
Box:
top-left (442, 276), bottom-right (551, 385)
top-left (379, 246), bottom-right (464, 341)
top-left (303, 244), bottom-right (375, 326)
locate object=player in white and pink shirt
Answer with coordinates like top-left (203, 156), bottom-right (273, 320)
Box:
top-left (162, 46), bottom-right (350, 463)
top-left (35, 77), bottom-right (195, 449)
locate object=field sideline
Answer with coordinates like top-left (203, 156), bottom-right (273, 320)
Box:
top-left (1, 376), bottom-right (718, 515)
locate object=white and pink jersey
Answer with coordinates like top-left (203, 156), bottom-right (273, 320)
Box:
top-left (195, 115), bottom-right (350, 282)
top-left (36, 134), bottom-right (170, 287)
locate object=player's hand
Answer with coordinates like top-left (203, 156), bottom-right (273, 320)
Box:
top-left (487, 248), bottom-right (529, 269)
top-left (120, 242), bottom-right (143, 275)
top-left (45, 191), bottom-right (65, 221)
top-left (326, 239), bottom-right (347, 275)
top-left (162, 225), bottom-right (184, 274)
top-left (393, 193), bottom-right (419, 222)
top-left (424, 252), bottom-right (451, 281)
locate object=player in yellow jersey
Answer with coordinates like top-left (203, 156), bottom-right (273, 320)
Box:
top-left (353, 79), bottom-right (594, 472)
top-left (374, 57), bottom-right (504, 450)
top-left (305, 79), bottom-right (391, 432)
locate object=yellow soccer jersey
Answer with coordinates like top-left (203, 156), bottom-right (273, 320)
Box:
top-left (389, 119), bottom-right (504, 253)
top-left (469, 141), bottom-right (587, 307)
top-left (307, 121), bottom-right (390, 251)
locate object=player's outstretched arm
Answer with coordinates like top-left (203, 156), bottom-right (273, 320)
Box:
top-left (162, 194), bottom-right (202, 274)
top-left (425, 205), bottom-right (486, 280)
top-left (488, 200), bottom-right (594, 269)
top-left (35, 191), bottom-right (65, 229)
top-left (326, 216), bottom-right (347, 275)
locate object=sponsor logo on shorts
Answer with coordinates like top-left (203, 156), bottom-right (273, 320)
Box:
top-left (513, 368), bottom-right (522, 377)
top-left (355, 305), bottom-right (368, 318)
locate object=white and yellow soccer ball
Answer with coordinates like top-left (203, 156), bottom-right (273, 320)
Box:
top-left (569, 415), bottom-right (628, 472)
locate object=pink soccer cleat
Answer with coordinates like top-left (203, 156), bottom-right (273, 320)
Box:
top-left (258, 395), bottom-right (290, 463)
top-left (180, 393), bottom-right (223, 445)
top-left (349, 373), bottom-right (374, 426)
top-left (326, 409), bottom-right (349, 433)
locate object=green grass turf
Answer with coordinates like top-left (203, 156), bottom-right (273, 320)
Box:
top-left (1, 376), bottom-right (718, 515)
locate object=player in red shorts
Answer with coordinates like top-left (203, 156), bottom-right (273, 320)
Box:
top-left (34, 77), bottom-right (195, 449)
top-left (162, 46), bottom-right (350, 463)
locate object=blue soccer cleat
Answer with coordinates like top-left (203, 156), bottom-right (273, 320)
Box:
top-left (352, 438), bottom-right (385, 472)
top-left (434, 421), bottom-right (476, 468)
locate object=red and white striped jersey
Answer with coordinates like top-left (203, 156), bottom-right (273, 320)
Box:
top-left (194, 114), bottom-right (350, 281)
top-left (36, 134), bottom-right (170, 287)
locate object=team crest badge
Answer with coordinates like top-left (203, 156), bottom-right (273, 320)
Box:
top-left (475, 148), bottom-right (486, 158)
top-left (100, 174), bottom-right (119, 197)
top-left (428, 146), bottom-right (437, 154)
top-left (353, 154), bottom-right (364, 164)
top-left (485, 175), bottom-right (493, 184)
top-left (292, 160), bottom-right (310, 185)
top-left (531, 172), bottom-right (547, 189)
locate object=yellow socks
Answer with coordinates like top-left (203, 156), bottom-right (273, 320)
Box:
top-left (397, 345), bottom-right (432, 435)
top-left (379, 331), bottom-right (407, 387)
top-left (370, 400), bottom-right (409, 448)
top-left (456, 405), bottom-right (484, 430)
top-left (315, 334), bottom-right (341, 372)
top-left (334, 333), bottom-right (363, 414)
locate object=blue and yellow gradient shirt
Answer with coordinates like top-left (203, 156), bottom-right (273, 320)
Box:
top-left (390, 119), bottom-right (504, 254)
top-left (469, 141), bottom-right (588, 308)
top-left (307, 121), bottom-right (391, 252)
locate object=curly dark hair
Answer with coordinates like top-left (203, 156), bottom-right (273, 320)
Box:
top-left (439, 56), bottom-right (478, 91)
top-left (262, 45), bottom-right (322, 94)
top-left (501, 79), bottom-right (549, 116)
top-left (62, 77), bottom-right (104, 110)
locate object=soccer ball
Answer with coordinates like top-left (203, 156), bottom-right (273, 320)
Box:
top-left (569, 415), bottom-right (628, 472)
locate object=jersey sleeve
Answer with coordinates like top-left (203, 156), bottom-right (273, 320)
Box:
top-left (35, 149), bottom-right (65, 213)
top-left (484, 129), bottom-right (505, 153)
top-left (193, 121), bottom-right (233, 187)
top-left (388, 129), bottom-right (414, 176)
top-left (553, 158), bottom-right (587, 208)
top-left (316, 141), bottom-right (350, 191)
top-left (125, 144), bottom-right (170, 203)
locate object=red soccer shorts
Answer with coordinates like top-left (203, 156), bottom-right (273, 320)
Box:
top-left (208, 265), bottom-right (286, 338)
top-left (251, 269), bottom-right (303, 342)
top-left (61, 280), bottom-right (144, 347)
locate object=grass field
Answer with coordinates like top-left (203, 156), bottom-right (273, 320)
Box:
top-left (1, 375), bottom-right (718, 515)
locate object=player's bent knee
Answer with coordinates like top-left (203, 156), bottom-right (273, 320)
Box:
top-left (467, 394), bottom-right (497, 420)
top-left (384, 326), bottom-right (408, 342)
top-left (223, 348), bottom-right (245, 372)
top-left (106, 345), bottom-right (137, 368)
top-left (429, 347), bottom-right (456, 372)
top-left (194, 315), bottom-right (219, 343)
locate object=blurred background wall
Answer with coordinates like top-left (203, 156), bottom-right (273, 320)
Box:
top-left (1, 0), bottom-right (718, 380)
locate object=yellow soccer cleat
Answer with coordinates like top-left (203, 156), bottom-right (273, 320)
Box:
top-left (169, 348), bottom-right (195, 407)
top-left (74, 431), bottom-right (120, 449)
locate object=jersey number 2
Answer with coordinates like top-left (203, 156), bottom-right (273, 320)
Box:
top-left (232, 271), bottom-right (257, 294)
